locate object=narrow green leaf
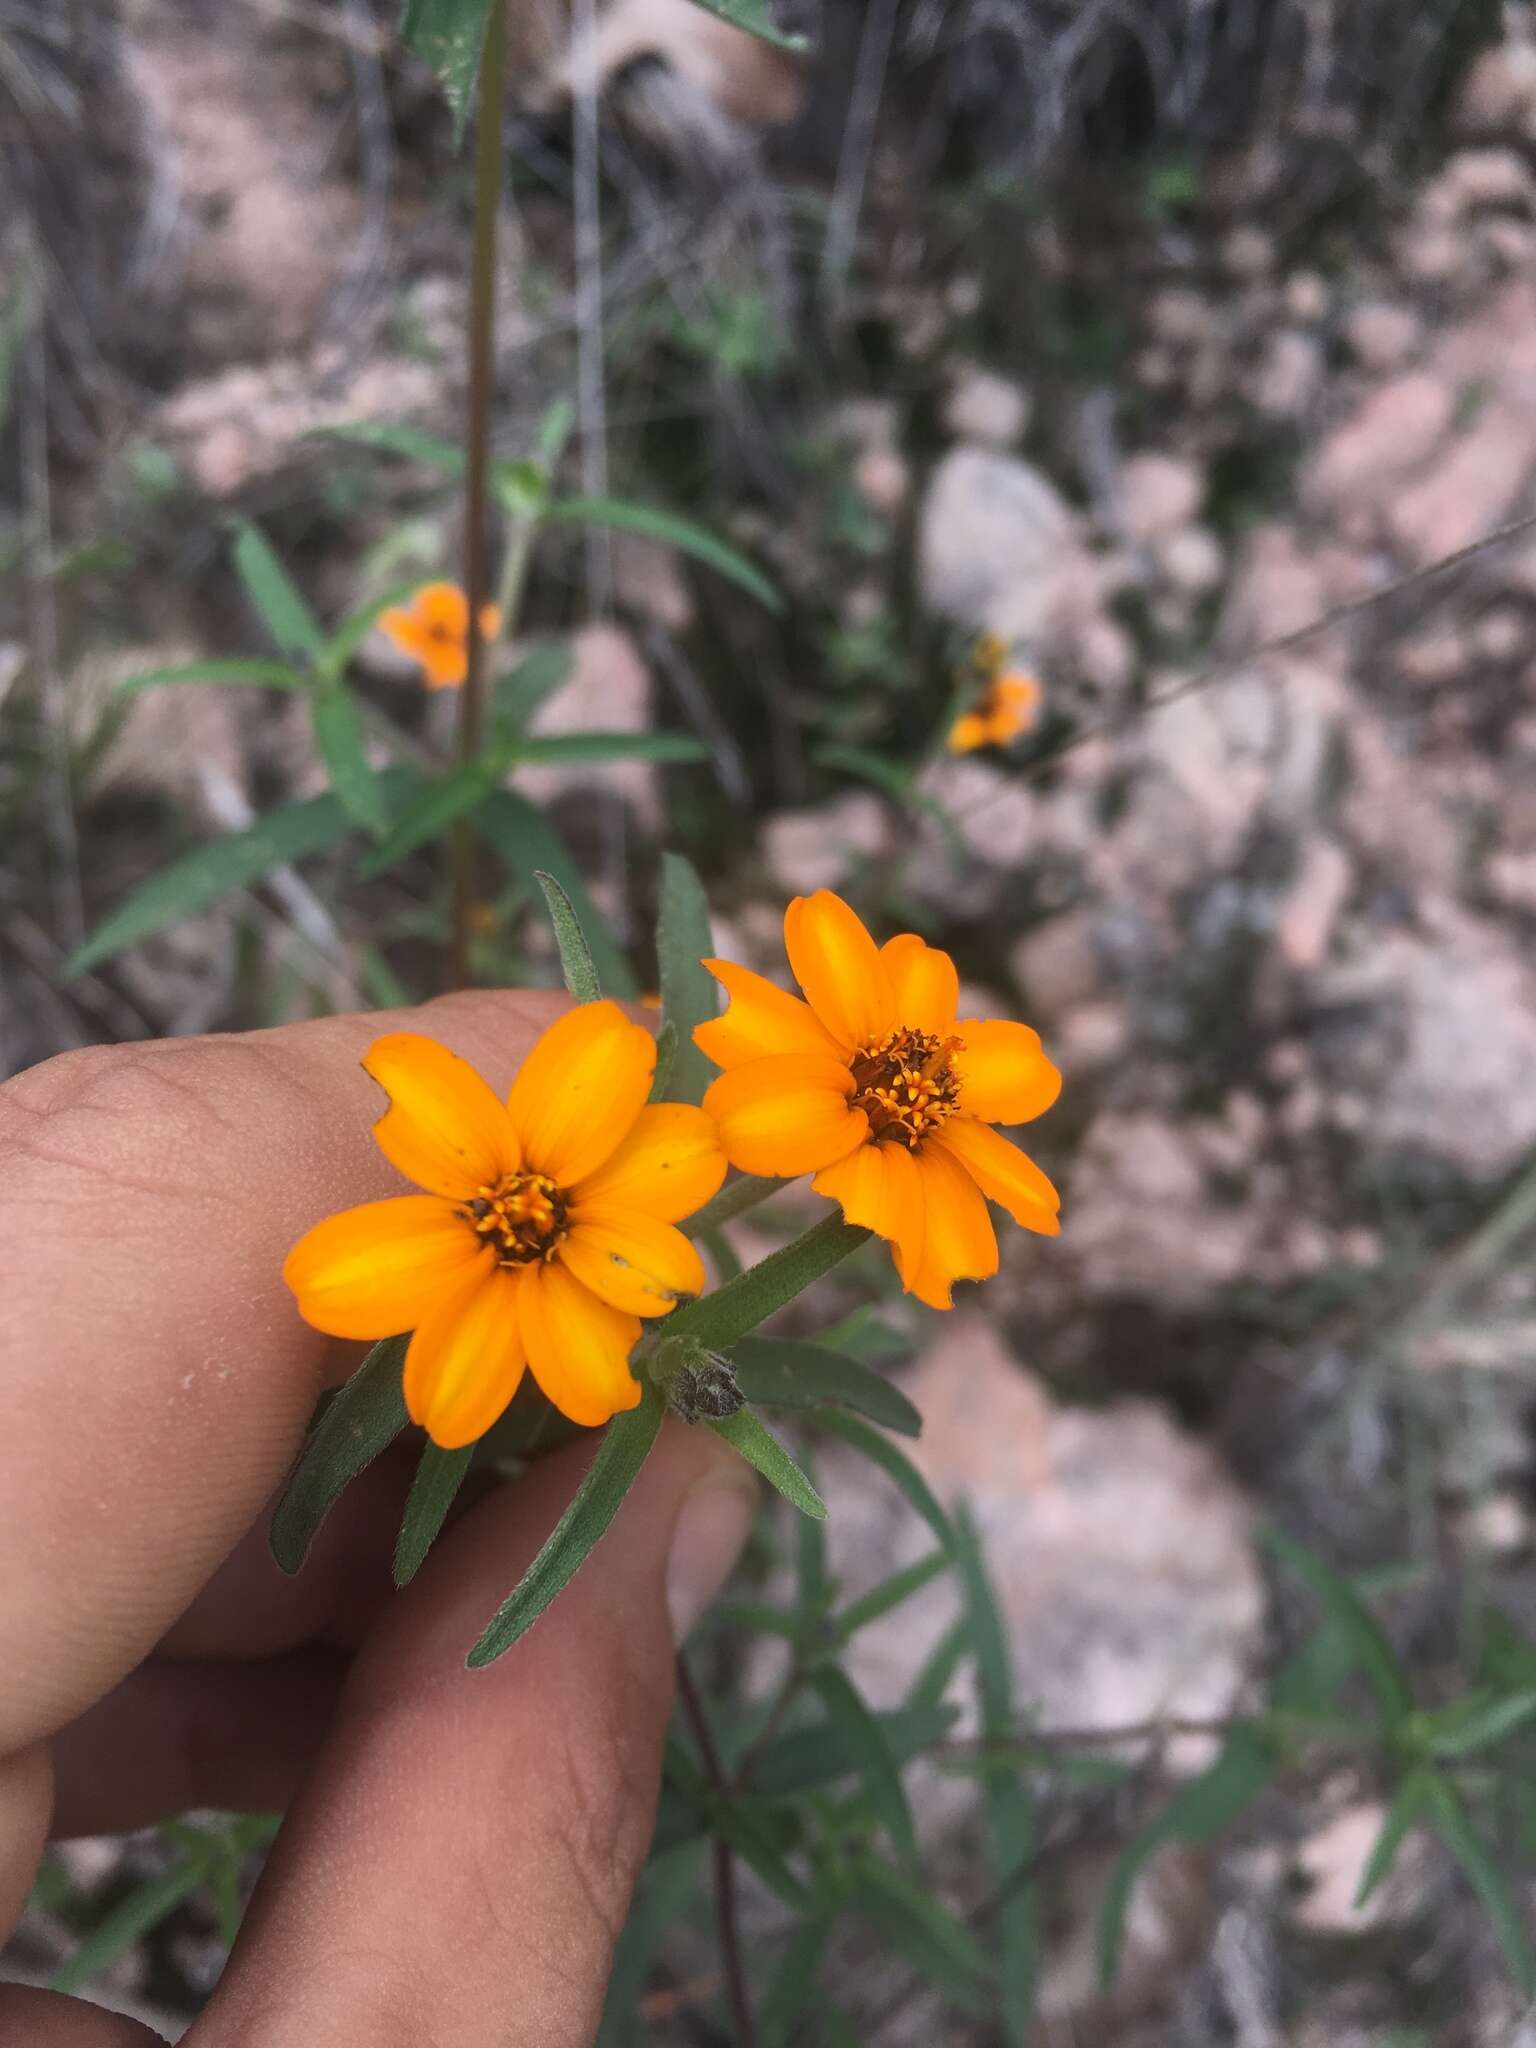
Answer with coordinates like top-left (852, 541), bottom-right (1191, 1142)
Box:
top-left (597, 1846), bottom-right (703, 2048)
top-left (655, 851), bottom-right (717, 1105)
top-left (812, 742), bottom-right (915, 801)
top-left (271, 1337), bottom-right (409, 1575)
top-left (729, 1335), bottom-right (922, 1437)
top-left (320, 575), bottom-right (444, 679)
top-left (1425, 1775), bottom-right (1536, 1994)
top-left (359, 761), bottom-right (493, 878)
top-left (759, 1918), bottom-right (832, 2048)
top-left (712, 1597), bottom-right (800, 1639)
top-left (839, 1551), bottom-right (950, 1640)
top-left (467, 1387), bottom-right (664, 1666)
top-left (400, 0), bottom-right (495, 127)
top-left (796, 1448), bottom-right (828, 1614)
top-left (545, 495), bottom-right (782, 611)
top-left (233, 519), bottom-right (325, 663)
top-left (811, 1409), bottom-right (954, 1553)
top-left (956, 1508), bottom-right (1035, 2042)
top-left (744, 1703), bottom-right (957, 1802)
top-left (309, 419), bottom-right (465, 473)
top-left (1267, 1613), bottom-right (1357, 1717)
top-left (1098, 1723), bottom-right (1275, 1987)
top-left (394, 1441), bottom-right (474, 1587)
top-left (665, 1214), bottom-right (871, 1352)
top-left (658, 1740), bottom-right (812, 1906)
top-left (513, 731), bottom-right (708, 766)
top-left (1414, 1688), bottom-right (1536, 1760)
top-left (1263, 1525), bottom-right (1415, 1725)
top-left (848, 1852), bottom-right (992, 2013)
top-left (492, 642), bottom-right (574, 734)
top-left (648, 1020), bottom-right (679, 1104)
top-left (67, 789), bottom-right (361, 976)
top-left (312, 686), bottom-right (388, 836)
top-left (473, 789), bottom-right (637, 998)
top-left (811, 1665), bottom-right (917, 1859)
top-left (676, 0), bottom-right (809, 53)
top-left (907, 1614), bottom-right (971, 1712)
top-left (1354, 1769), bottom-right (1433, 1908)
top-left (707, 1407), bottom-right (826, 1519)
top-left (535, 868), bottom-right (602, 1003)
top-left (50, 1858), bottom-right (205, 1995)
top-left (116, 658), bottom-right (303, 695)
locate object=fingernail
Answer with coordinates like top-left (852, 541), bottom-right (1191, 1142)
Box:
top-left (666, 1469), bottom-right (758, 1642)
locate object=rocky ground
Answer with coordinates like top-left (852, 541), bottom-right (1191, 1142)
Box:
top-left (7, 1), bottom-right (1536, 2041)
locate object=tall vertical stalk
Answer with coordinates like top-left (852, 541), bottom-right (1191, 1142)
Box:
top-left (448, 0), bottom-right (509, 991)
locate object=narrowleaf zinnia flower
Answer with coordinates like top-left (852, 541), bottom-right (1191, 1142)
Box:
top-left (947, 668), bottom-right (1042, 753)
top-left (695, 892), bottom-right (1060, 1309)
top-left (380, 581), bottom-right (502, 690)
top-left (284, 1004), bottom-right (726, 1446)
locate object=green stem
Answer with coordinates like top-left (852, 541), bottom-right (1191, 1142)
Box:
top-left (448, 0), bottom-right (508, 993)
top-left (683, 1173), bottom-right (781, 1238)
top-left (665, 1213), bottom-right (872, 1352)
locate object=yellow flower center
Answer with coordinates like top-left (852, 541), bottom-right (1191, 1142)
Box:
top-left (461, 1171), bottom-right (567, 1265)
top-left (849, 1027), bottom-right (964, 1150)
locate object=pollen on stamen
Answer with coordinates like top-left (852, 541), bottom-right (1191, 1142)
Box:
top-left (459, 1171), bottom-right (568, 1265)
top-left (848, 1025), bottom-right (965, 1150)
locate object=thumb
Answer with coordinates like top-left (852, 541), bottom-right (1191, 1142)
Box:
top-left (189, 1418), bottom-right (756, 2048)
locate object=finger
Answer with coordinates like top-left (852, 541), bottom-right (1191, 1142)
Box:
top-left (189, 1420), bottom-right (757, 2048)
top-left (0, 1988), bottom-right (161, 2047)
top-left (49, 1651), bottom-right (347, 1838)
top-left (0, 988), bottom-right (565, 1765)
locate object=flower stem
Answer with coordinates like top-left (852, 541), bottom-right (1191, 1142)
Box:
top-left (675, 1655), bottom-right (756, 2048)
top-left (448, 0), bottom-right (508, 993)
top-left (682, 1173), bottom-right (781, 1238)
top-left (665, 1213), bottom-right (872, 1353)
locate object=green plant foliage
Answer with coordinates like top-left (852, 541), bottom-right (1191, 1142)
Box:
top-left (473, 789), bottom-right (638, 997)
top-left (394, 1441), bottom-right (474, 1587)
top-left (232, 519), bottom-right (325, 663)
top-left (706, 1407), bottom-right (827, 1519)
top-left (115, 658), bottom-right (303, 695)
top-left (810, 1665), bottom-right (918, 1860)
top-left (535, 868), bottom-right (603, 1003)
top-left (513, 732), bottom-right (708, 766)
top-left (654, 851), bottom-right (718, 1106)
top-left (311, 685), bottom-right (388, 836)
top-left (1263, 1525), bottom-right (1414, 1724)
top-left (728, 1335), bottom-right (921, 1436)
top-left (544, 496), bottom-right (783, 611)
top-left (811, 1409), bottom-right (955, 1552)
top-left (1423, 1774), bottom-right (1536, 1995)
top-left (270, 1337), bottom-right (409, 1575)
top-left (399, 0), bottom-right (495, 128)
top-left (665, 1214), bottom-right (872, 1352)
top-left (676, 0), bottom-right (809, 51)
top-left (846, 1851), bottom-right (992, 2013)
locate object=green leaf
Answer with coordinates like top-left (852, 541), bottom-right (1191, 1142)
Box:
top-left (598, 1846), bottom-right (703, 2048)
top-left (359, 761), bottom-right (494, 878)
top-left (1412, 1687), bottom-right (1536, 1760)
top-left (270, 1337), bottom-right (409, 1575)
top-left (744, 1703), bottom-right (957, 1802)
top-left (648, 1020), bottom-right (679, 1104)
top-left (712, 1597), bottom-right (800, 1639)
top-left (955, 1508), bottom-right (1035, 2042)
top-left (848, 1852), bottom-right (992, 2013)
top-left (676, 0), bottom-right (809, 53)
top-left (513, 731), bottom-right (708, 766)
top-left (839, 1550), bottom-right (950, 1639)
top-left (535, 868), bottom-right (602, 1003)
top-left (810, 1664), bottom-right (917, 1859)
top-left (654, 851), bottom-right (717, 1106)
top-left (812, 743), bottom-right (915, 801)
top-left (320, 575), bottom-right (444, 680)
top-left (309, 419), bottom-right (465, 473)
top-left (467, 1386), bottom-right (664, 1666)
top-left (473, 789), bottom-right (637, 998)
top-left (1263, 1525), bottom-right (1415, 1726)
top-left (399, 0), bottom-right (495, 128)
top-left (729, 1335), bottom-right (921, 1437)
top-left (492, 642), bottom-right (574, 734)
top-left (759, 1918), bottom-right (832, 2048)
top-left (233, 519), bottom-right (324, 663)
top-left (706, 1407), bottom-right (826, 1519)
top-left (545, 496), bottom-right (782, 611)
top-left (116, 658), bottom-right (303, 695)
top-left (50, 1857), bottom-right (206, 1995)
top-left (67, 788), bottom-right (362, 976)
top-left (658, 1740), bottom-right (812, 1907)
top-left (811, 1409), bottom-right (954, 1553)
top-left (394, 1440), bottom-right (474, 1587)
top-left (312, 686), bottom-right (388, 836)
top-left (1355, 1769), bottom-right (1433, 1908)
top-left (1424, 1774), bottom-right (1536, 1995)
top-left (1098, 1723), bottom-right (1275, 1987)
top-left (907, 1615), bottom-right (970, 1712)
top-left (665, 1213), bottom-right (871, 1352)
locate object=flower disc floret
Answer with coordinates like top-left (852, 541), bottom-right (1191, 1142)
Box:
top-left (849, 1027), bottom-right (963, 1149)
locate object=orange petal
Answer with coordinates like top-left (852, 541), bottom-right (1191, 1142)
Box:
top-left (379, 608), bottom-right (429, 662)
top-left (880, 933), bottom-right (960, 1035)
top-left (507, 999), bottom-right (657, 1185)
top-left (694, 958), bottom-right (843, 1071)
top-left (952, 1018), bottom-right (1062, 1125)
top-left (947, 712), bottom-right (989, 753)
top-left (568, 1102), bottom-right (726, 1223)
top-left (421, 643), bottom-right (467, 689)
top-left (363, 1032), bottom-right (519, 1198)
top-left (812, 1138), bottom-right (925, 1278)
top-left (894, 1143), bottom-right (998, 1310)
top-left (562, 1205), bottom-right (706, 1316)
top-left (934, 1117), bottom-right (1061, 1233)
top-left (416, 582), bottom-right (470, 634)
top-left (283, 1195), bottom-right (489, 1340)
top-left (702, 1055), bottom-right (867, 1178)
top-left (784, 891), bottom-right (896, 1052)
top-left (519, 1259), bottom-right (643, 1428)
top-left (477, 602), bottom-right (502, 638)
top-left (403, 1264), bottom-right (525, 1449)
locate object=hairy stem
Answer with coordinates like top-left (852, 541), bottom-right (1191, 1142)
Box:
top-left (448, 0), bottom-right (508, 992)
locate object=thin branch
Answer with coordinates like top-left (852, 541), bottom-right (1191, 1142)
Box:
top-left (675, 1654), bottom-right (757, 2048)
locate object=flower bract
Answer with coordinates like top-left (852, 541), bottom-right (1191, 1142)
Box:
top-left (284, 1003), bottom-right (727, 1447)
top-left (695, 891), bottom-right (1061, 1309)
top-left (379, 581), bottom-right (502, 690)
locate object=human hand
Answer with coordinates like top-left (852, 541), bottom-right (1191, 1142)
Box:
top-left (0, 991), bottom-right (758, 2046)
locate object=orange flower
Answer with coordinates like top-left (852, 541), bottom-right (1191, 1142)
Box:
top-left (694, 892), bottom-right (1061, 1309)
top-left (284, 1004), bottom-right (727, 1446)
top-left (379, 581), bottom-right (502, 690)
top-left (948, 670), bottom-right (1042, 753)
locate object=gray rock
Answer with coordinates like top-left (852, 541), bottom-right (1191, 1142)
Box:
top-left (918, 445), bottom-right (1085, 641)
